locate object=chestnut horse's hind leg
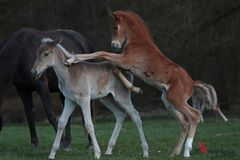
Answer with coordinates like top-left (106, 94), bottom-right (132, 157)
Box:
top-left (161, 90), bottom-right (188, 156)
top-left (166, 84), bottom-right (200, 158)
top-left (15, 85), bottom-right (38, 148)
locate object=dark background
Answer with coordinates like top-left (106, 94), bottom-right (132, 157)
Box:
top-left (0, 0), bottom-right (240, 122)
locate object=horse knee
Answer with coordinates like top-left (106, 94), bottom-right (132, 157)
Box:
top-left (58, 119), bottom-right (66, 130)
top-left (48, 115), bottom-right (57, 124)
top-left (116, 113), bottom-right (126, 123)
top-left (191, 109), bottom-right (201, 123)
top-left (132, 111), bottom-right (142, 126)
top-left (85, 124), bottom-right (94, 134)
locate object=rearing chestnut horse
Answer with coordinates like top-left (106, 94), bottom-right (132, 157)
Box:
top-left (66, 10), bottom-right (213, 158)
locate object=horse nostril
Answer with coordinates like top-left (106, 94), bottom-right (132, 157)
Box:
top-left (31, 69), bottom-right (37, 77)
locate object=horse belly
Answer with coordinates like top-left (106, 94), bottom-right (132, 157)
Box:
top-left (131, 67), bottom-right (168, 90)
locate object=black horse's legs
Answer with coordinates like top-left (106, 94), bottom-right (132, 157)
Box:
top-left (0, 115), bottom-right (2, 131)
top-left (0, 96), bottom-right (3, 131)
top-left (15, 85), bottom-right (38, 148)
top-left (33, 81), bottom-right (58, 131)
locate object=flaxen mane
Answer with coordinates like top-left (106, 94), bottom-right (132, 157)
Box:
top-left (41, 38), bottom-right (72, 64)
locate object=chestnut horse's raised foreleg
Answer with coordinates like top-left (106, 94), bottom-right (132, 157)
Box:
top-left (66, 51), bottom-right (132, 69)
top-left (112, 67), bottom-right (142, 94)
top-left (66, 52), bottom-right (142, 94)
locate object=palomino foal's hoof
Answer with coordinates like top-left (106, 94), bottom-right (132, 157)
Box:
top-left (143, 153), bottom-right (149, 158)
top-left (104, 150), bottom-right (112, 156)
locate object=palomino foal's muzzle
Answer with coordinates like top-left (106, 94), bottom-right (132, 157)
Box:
top-left (31, 68), bottom-right (40, 79)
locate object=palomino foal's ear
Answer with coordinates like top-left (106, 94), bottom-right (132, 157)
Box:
top-left (48, 38), bottom-right (63, 47)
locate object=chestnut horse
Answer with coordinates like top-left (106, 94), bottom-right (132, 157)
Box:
top-left (65, 10), bottom-right (217, 158)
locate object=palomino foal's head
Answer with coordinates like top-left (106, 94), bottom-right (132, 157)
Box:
top-left (31, 38), bottom-right (62, 79)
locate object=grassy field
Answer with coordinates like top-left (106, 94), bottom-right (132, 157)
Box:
top-left (0, 117), bottom-right (239, 160)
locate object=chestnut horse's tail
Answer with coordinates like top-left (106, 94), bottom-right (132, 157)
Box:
top-left (192, 81), bottom-right (228, 122)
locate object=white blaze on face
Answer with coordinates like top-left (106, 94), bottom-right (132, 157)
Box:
top-left (111, 24), bottom-right (123, 49)
top-left (111, 40), bottom-right (122, 49)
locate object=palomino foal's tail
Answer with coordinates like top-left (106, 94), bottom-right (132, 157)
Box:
top-left (192, 81), bottom-right (228, 122)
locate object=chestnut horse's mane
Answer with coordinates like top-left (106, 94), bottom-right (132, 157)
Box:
top-left (113, 10), bottom-right (154, 43)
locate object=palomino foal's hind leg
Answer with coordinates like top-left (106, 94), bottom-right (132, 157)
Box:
top-left (49, 99), bottom-right (76, 160)
top-left (99, 97), bottom-right (126, 155)
top-left (113, 94), bottom-right (149, 157)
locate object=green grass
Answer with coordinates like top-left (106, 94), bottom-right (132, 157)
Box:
top-left (0, 117), bottom-right (239, 160)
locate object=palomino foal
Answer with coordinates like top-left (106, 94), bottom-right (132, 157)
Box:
top-left (65, 10), bottom-right (216, 158)
top-left (31, 38), bottom-right (149, 159)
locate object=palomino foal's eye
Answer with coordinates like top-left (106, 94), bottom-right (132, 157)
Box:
top-left (44, 53), bottom-right (49, 57)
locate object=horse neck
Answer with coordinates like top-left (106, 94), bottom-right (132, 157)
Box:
top-left (51, 48), bottom-right (69, 82)
top-left (123, 31), bottom-right (159, 54)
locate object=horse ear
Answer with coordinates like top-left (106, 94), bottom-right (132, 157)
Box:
top-left (109, 11), bottom-right (115, 20)
top-left (48, 38), bottom-right (62, 47)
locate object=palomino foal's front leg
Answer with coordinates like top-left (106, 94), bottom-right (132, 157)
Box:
top-left (77, 97), bottom-right (101, 159)
top-left (49, 99), bottom-right (76, 160)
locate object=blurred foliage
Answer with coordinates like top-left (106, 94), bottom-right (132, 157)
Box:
top-left (0, 0), bottom-right (240, 120)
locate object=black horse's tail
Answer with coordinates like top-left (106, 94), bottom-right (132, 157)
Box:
top-left (192, 81), bottom-right (228, 122)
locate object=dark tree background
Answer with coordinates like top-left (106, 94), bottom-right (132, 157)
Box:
top-left (0, 0), bottom-right (240, 121)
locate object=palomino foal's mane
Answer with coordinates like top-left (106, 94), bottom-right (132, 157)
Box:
top-left (41, 38), bottom-right (74, 64)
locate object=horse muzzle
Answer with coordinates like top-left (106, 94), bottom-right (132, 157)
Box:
top-left (111, 40), bottom-right (122, 49)
top-left (31, 68), bottom-right (41, 79)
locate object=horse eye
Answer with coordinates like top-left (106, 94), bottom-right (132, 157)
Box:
top-left (44, 53), bottom-right (49, 57)
top-left (114, 26), bottom-right (118, 30)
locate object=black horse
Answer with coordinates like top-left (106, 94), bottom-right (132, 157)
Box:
top-left (0, 28), bottom-right (93, 149)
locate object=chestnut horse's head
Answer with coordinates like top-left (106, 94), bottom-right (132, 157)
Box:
top-left (110, 11), bottom-right (128, 49)
top-left (31, 38), bottom-right (62, 79)
top-left (110, 10), bottom-right (153, 50)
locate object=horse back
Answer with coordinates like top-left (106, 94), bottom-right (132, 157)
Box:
top-left (0, 28), bottom-right (93, 92)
